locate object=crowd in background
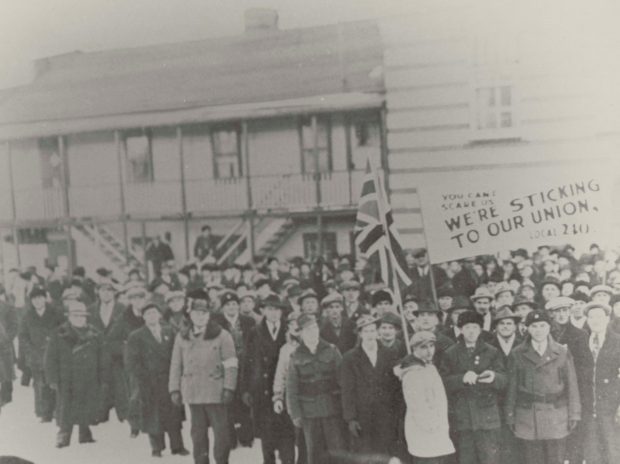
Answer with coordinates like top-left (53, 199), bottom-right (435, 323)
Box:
top-left (0, 239), bottom-right (619, 464)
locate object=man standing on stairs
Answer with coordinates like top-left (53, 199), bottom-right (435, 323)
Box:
top-left (88, 281), bottom-right (129, 425)
top-left (146, 234), bottom-right (174, 279)
top-left (194, 225), bottom-right (217, 264)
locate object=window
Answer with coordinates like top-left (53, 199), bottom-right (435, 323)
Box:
top-left (475, 85), bottom-right (514, 130)
top-left (349, 112), bottom-right (381, 170)
top-left (211, 126), bottom-right (241, 179)
top-left (38, 138), bottom-right (63, 188)
top-left (303, 232), bottom-right (337, 261)
top-left (125, 133), bottom-right (153, 182)
top-left (300, 116), bottom-right (332, 173)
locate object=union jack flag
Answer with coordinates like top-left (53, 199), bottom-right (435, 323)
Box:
top-left (354, 158), bottom-right (412, 295)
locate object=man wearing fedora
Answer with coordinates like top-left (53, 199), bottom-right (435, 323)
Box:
top-left (243, 293), bottom-right (295, 464)
top-left (169, 291), bottom-right (238, 464)
top-left (88, 281), bottom-right (129, 425)
top-left (287, 313), bottom-right (345, 464)
top-left (340, 314), bottom-right (401, 455)
top-left (440, 311), bottom-right (506, 464)
top-left (505, 310), bottom-right (581, 464)
top-left (581, 301), bottom-right (620, 464)
top-left (126, 302), bottom-right (188, 457)
top-left (44, 300), bottom-right (103, 448)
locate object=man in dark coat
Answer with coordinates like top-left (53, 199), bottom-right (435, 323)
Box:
top-left (243, 293), bottom-right (295, 464)
top-left (126, 303), bottom-right (188, 457)
top-left (0, 299), bottom-right (18, 405)
top-left (145, 235), bottom-right (174, 277)
top-left (88, 281), bottom-right (130, 424)
top-left (44, 300), bottom-right (104, 447)
top-left (340, 314), bottom-right (401, 456)
top-left (319, 293), bottom-right (357, 355)
top-left (18, 286), bottom-right (64, 421)
top-left (212, 290), bottom-right (255, 448)
top-left (412, 301), bottom-right (455, 365)
top-left (546, 296), bottom-right (591, 464)
top-left (406, 248), bottom-right (449, 302)
top-left (287, 313), bottom-right (346, 464)
top-left (440, 311), bottom-right (506, 464)
top-left (340, 280), bottom-right (366, 324)
top-left (581, 302), bottom-right (620, 464)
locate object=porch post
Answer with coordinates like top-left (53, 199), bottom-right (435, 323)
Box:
top-left (6, 142), bottom-right (20, 267)
top-left (177, 126), bottom-right (190, 261)
top-left (58, 135), bottom-right (73, 273)
top-left (241, 121), bottom-right (255, 261)
top-left (115, 130), bottom-right (130, 263)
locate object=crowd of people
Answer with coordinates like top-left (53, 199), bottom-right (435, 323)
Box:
top-left (0, 241), bottom-right (619, 464)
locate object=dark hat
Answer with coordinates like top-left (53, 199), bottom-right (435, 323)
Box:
top-left (511, 248), bottom-right (529, 259)
top-left (570, 291), bottom-right (590, 303)
top-left (524, 310), bottom-right (552, 326)
top-left (403, 293), bottom-right (419, 305)
top-left (220, 291), bottom-right (240, 305)
top-left (379, 312), bottom-right (402, 330)
top-left (73, 266), bottom-right (86, 277)
top-left (371, 289), bottom-right (393, 307)
top-left (512, 295), bottom-right (538, 310)
top-left (187, 288), bottom-right (209, 302)
top-left (436, 286), bottom-right (454, 298)
top-left (412, 247), bottom-right (427, 258)
top-left (141, 302), bottom-right (161, 316)
top-left (190, 299), bottom-right (209, 313)
top-left (286, 284), bottom-right (302, 298)
top-left (493, 306), bottom-right (521, 325)
top-left (297, 313), bottom-right (318, 331)
top-left (149, 279), bottom-right (170, 293)
top-left (254, 277), bottom-right (271, 289)
top-left (96, 267), bottom-right (112, 277)
top-left (259, 293), bottom-right (286, 310)
top-left (299, 289), bottom-right (319, 304)
top-left (584, 301), bottom-right (611, 316)
top-left (412, 300), bottom-right (440, 315)
top-left (449, 295), bottom-right (472, 312)
top-left (457, 310), bottom-right (484, 328)
top-left (29, 286), bottom-right (46, 299)
top-left (355, 314), bottom-right (380, 332)
top-left (541, 276), bottom-right (562, 291)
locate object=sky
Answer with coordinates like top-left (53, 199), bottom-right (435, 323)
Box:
top-left (0, 0), bottom-right (411, 90)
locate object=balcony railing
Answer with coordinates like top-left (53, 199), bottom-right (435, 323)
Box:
top-left (6, 169), bottom-right (375, 222)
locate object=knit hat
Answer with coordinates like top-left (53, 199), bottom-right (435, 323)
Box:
top-left (457, 310), bottom-right (484, 328)
top-left (524, 310), bottom-right (551, 326)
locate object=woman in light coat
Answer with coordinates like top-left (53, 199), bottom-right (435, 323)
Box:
top-left (394, 331), bottom-right (454, 464)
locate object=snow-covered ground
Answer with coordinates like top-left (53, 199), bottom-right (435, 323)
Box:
top-left (0, 382), bottom-right (262, 463)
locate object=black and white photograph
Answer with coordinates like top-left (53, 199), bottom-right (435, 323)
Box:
top-left (0, 1), bottom-right (618, 463)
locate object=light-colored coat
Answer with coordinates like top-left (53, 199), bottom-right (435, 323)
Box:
top-left (505, 336), bottom-right (581, 440)
top-left (395, 357), bottom-right (455, 458)
top-left (168, 321), bottom-right (237, 404)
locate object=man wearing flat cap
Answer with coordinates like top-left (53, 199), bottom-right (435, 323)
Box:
top-left (412, 301), bottom-right (455, 365)
top-left (242, 294), bottom-right (295, 464)
top-left (126, 303), bottom-right (188, 457)
top-left (286, 313), bottom-right (345, 464)
top-left (504, 310), bottom-right (581, 464)
top-left (212, 290), bottom-right (255, 448)
top-left (169, 293), bottom-right (238, 464)
top-left (340, 315), bottom-right (401, 455)
top-left (581, 301), bottom-right (620, 464)
top-left (45, 300), bottom-right (103, 448)
top-left (546, 296), bottom-right (590, 464)
top-left (440, 311), bottom-right (506, 464)
top-left (19, 286), bottom-right (65, 422)
top-left (88, 281), bottom-right (129, 425)
top-left (319, 293), bottom-right (357, 355)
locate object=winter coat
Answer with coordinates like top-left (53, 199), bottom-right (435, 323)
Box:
top-left (320, 318), bottom-right (357, 355)
top-left (286, 339), bottom-right (343, 421)
top-left (582, 329), bottom-right (620, 417)
top-left (168, 320), bottom-right (238, 404)
top-left (0, 301), bottom-right (18, 341)
top-left (394, 356), bottom-right (455, 458)
top-left (272, 340), bottom-right (299, 405)
top-left (44, 322), bottom-right (104, 428)
top-left (19, 304), bottom-right (65, 371)
top-left (126, 325), bottom-right (184, 434)
top-left (87, 301), bottom-right (127, 370)
top-left (440, 338), bottom-right (507, 431)
top-left (212, 312), bottom-right (255, 388)
top-left (504, 336), bottom-right (581, 440)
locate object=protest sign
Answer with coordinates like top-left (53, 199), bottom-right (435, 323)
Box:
top-left (416, 163), bottom-right (613, 263)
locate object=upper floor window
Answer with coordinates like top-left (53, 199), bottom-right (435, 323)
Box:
top-left (211, 126), bottom-right (241, 179)
top-left (125, 133), bottom-right (153, 182)
top-left (349, 111), bottom-right (381, 170)
top-left (300, 116), bottom-right (332, 173)
top-left (39, 137), bottom-right (63, 188)
top-left (475, 85), bottom-right (514, 130)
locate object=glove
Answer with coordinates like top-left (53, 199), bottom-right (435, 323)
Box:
top-left (477, 370), bottom-right (495, 384)
top-left (463, 371), bottom-right (478, 385)
top-left (170, 391), bottom-right (182, 407)
top-left (273, 400), bottom-right (284, 414)
top-left (568, 420), bottom-right (579, 431)
top-left (222, 389), bottom-right (234, 404)
top-left (242, 392), bottom-right (253, 408)
top-left (348, 420), bottom-right (362, 438)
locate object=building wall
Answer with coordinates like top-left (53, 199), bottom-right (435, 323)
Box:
top-left (380, 3), bottom-right (620, 252)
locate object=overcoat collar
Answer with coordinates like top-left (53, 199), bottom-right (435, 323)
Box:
top-left (522, 336), bottom-right (562, 366)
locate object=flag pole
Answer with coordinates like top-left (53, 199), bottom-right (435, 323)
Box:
top-left (372, 163), bottom-right (412, 355)
top-left (416, 206), bottom-right (440, 310)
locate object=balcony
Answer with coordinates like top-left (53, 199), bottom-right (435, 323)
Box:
top-left (4, 169), bottom-right (376, 222)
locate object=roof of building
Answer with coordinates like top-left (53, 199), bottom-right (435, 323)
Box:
top-left (0, 19), bottom-right (384, 139)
